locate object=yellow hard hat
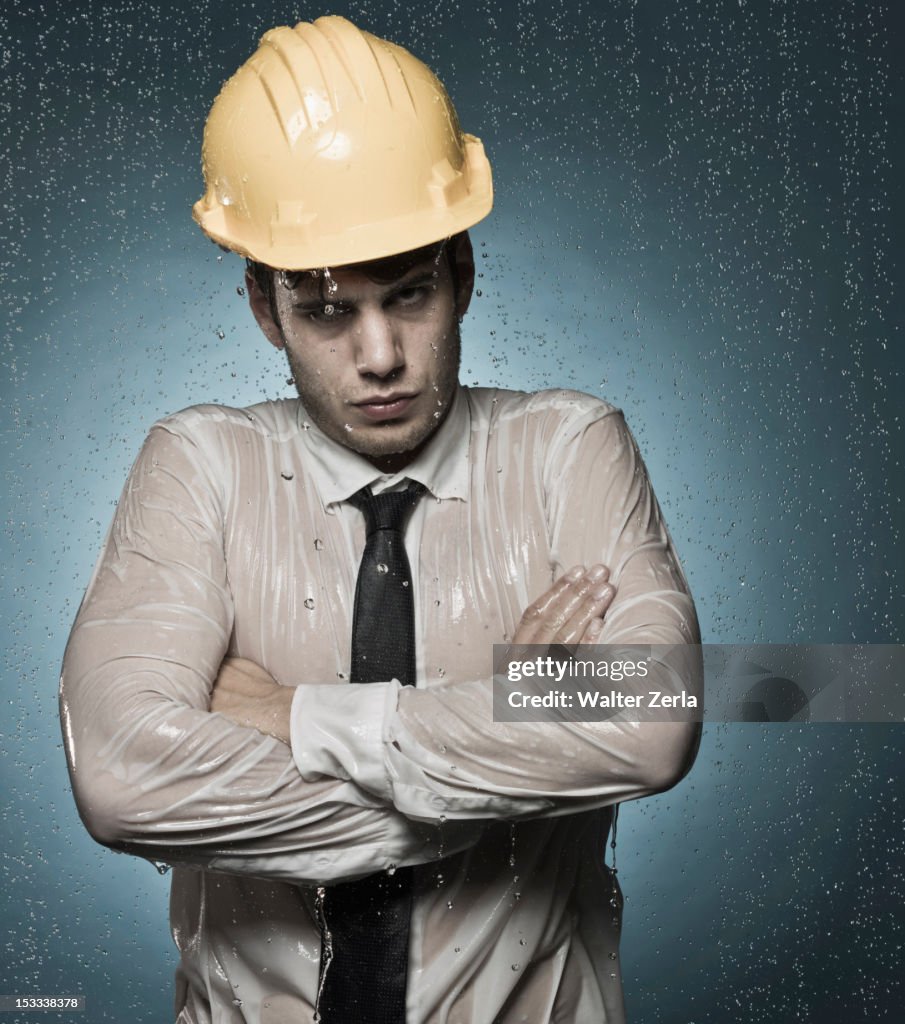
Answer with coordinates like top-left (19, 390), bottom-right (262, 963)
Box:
top-left (192, 15), bottom-right (493, 270)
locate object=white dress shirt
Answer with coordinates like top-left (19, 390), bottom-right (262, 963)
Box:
top-left (60, 385), bottom-right (700, 1023)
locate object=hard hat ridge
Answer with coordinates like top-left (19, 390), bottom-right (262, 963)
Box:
top-left (306, 16), bottom-right (420, 114)
top-left (192, 15), bottom-right (493, 271)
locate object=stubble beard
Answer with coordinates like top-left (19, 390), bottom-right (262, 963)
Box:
top-left (286, 319), bottom-right (462, 462)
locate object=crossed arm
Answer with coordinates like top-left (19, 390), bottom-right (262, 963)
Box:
top-left (210, 564), bottom-right (617, 745)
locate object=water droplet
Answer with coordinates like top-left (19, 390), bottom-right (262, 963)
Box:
top-left (313, 538), bottom-right (324, 551)
top-left (402, 580), bottom-right (409, 587)
top-left (386, 864), bottom-right (397, 876)
top-left (446, 900), bottom-right (454, 910)
top-left (304, 597), bottom-right (315, 610)
top-left (608, 952), bottom-right (618, 960)
top-left (511, 963), bottom-right (520, 971)
top-left (302, 421), bottom-right (311, 431)
top-left (344, 423), bottom-right (353, 432)
top-left (236, 285), bottom-right (246, 296)
top-left (313, 886), bottom-right (333, 1021)
top-left (216, 329), bottom-right (225, 340)
top-left (281, 471), bottom-right (294, 481)
top-left (286, 376), bottom-right (296, 386)
top-left (324, 303), bottom-right (335, 316)
top-left (476, 289), bottom-right (483, 297)
top-left (454, 946), bottom-right (461, 954)
top-left (376, 563), bottom-right (389, 574)
top-left (154, 861), bottom-right (170, 875)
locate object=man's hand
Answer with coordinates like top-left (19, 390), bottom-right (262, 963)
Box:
top-left (210, 657), bottom-right (293, 744)
top-left (512, 564), bottom-right (615, 648)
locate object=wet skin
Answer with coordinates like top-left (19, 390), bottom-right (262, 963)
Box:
top-left (246, 236), bottom-right (475, 475)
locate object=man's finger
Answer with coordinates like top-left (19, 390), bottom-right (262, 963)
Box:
top-left (514, 565), bottom-right (613, 645)
top-left (554, 579), bottom-right (616, 646)
top-left (521, 566), bottom-right (585, 623)
top-left (578, 614), bottom-right (606, 645)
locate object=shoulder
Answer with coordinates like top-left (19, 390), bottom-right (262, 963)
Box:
top-left (135, 400), bottom-right (304, 489)
top-left (464, 386), bottom-right (625, 439)
top-left (154, 398), bottom-right (300, 434)
top-left (148, 399), bottom-right (303, 448)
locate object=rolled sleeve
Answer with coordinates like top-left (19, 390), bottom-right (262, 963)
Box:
top-left (290, 680), bottom-right (397, 802)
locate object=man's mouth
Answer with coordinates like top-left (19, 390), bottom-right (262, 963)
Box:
top-left (354, 393), bottom-right (418, 421)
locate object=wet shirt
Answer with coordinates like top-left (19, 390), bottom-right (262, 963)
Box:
top-left (60, 386), bottom-right (700, 1024)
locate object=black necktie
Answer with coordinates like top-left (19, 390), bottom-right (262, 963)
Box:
top-left (318, 481), bottom-right (425, 1024)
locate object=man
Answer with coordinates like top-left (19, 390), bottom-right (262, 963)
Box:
top-left (60, 15), bottom-right (700, 1024)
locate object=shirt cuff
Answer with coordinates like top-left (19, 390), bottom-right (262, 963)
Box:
top-left (290, 682), bottom-right (398, 802)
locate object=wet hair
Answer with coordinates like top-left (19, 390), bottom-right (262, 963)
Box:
top-left (246, 232), bottom-right (465, 329)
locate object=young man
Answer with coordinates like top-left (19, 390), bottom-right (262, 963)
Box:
top-left (60, 16), bottom-right (700, 1024)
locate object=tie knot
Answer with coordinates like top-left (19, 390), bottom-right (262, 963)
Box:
top-left (349, 482), bottom-right (426, 536)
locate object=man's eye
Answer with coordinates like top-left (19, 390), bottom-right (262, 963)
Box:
top-left (392, 286), bottom-right (429, 307)
top-left (308, 303), bottom-right (347, 324)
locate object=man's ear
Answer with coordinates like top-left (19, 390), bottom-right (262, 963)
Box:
top-left (451, 232), bottom-right (475, 320)
top-left (245, 268), bottom-right (285, 350)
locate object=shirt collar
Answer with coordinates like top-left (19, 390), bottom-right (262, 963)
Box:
top-left (295, 384), bottom-right (471, 508)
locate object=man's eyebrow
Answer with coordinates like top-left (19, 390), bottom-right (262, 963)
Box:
top-left (290, 267), bottom-right (441, 309)
top-left (386, 268), bottom-right (441, 292)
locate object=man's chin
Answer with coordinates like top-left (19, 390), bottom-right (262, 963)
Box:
top-left (326, 412), bottom-right (450, 471)
top-left (294, 385), bottom-right (457, 467)
top-left (345, 420), bottom-right (434, 460)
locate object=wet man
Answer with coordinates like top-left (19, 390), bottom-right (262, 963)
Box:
top-left (61, 16), bottom-right (700, 1024)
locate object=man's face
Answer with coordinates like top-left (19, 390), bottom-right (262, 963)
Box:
top-left (249, 241), bottom-right (473, 474)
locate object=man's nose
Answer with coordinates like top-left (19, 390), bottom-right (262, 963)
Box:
top-left (353, 310), bottom-right (405, 379)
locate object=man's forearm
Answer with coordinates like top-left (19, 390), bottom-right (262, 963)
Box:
top-left (209, 657), bottom-right (294, 743)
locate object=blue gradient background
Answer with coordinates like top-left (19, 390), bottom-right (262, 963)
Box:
top-left (2, 1), bottom-right (902, 1020)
